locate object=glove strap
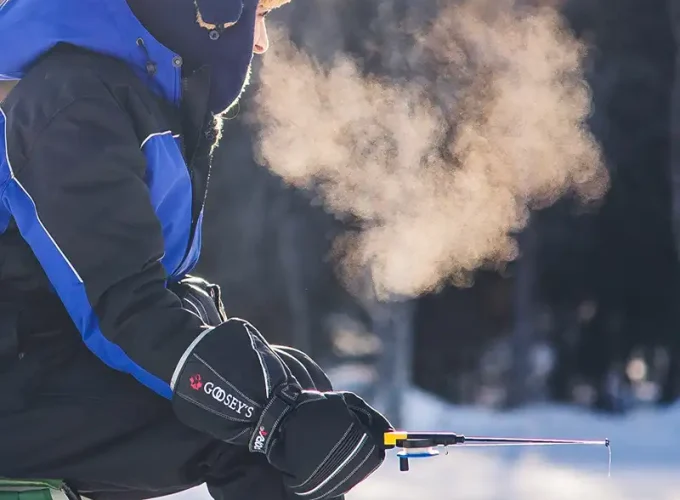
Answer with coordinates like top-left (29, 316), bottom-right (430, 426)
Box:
top-left (249, 384), bottom-right (301, 455)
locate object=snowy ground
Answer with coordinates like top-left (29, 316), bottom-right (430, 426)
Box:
top-left (166, 388), bottom-right (680, 500)
top-left (350, 389), bottom-right (680, 500)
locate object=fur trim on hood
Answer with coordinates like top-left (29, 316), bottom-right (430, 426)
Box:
top-left (259, 0), bottom-right (291, 11)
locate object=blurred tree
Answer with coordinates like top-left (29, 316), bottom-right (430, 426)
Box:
top-left (538, 0), bottom-right (679, 411)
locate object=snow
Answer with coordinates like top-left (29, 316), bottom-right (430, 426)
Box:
top-left (164, 387), bottom-right (680, 500)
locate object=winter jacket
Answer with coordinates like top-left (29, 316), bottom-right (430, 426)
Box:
top-left (0, 0), bottom-right (226, 399)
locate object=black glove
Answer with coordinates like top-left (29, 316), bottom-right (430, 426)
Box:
top-left (271, 345), bottom-right (334, 392)
top-left (171, 318), bottom-right (392, 500)
top-left (269, 345), bottom-right (391, 498)
top-left (266, 390), bottom-right (392, 500)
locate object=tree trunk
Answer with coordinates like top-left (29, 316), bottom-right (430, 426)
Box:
top-left (508, 218), bottom-right (538, 407)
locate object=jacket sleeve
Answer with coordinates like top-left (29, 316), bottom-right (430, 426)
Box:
top-left (5, 94), bottom-right (209, 399)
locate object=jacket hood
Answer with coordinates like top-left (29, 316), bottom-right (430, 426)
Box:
top-left (125, 0), bottom-right (258, 114)
top-left (0, 0), bottom-right (182, 105)
top-left (0, 0), bottom-right (261, 113)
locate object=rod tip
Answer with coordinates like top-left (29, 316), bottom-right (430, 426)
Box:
top-left (605, 438), bottom-right (610, 447)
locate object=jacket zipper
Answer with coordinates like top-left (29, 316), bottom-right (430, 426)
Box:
top-left (173, 110), bottom-right (215, 278)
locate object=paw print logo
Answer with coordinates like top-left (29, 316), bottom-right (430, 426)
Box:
top-left (189, 374), bottom-right (203, 391)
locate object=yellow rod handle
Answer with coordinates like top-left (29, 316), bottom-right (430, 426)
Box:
top-left (384, 431), bottom-right (409, 447)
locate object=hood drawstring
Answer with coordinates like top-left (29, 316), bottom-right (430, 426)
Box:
top-left (136, 37), bottom-right (157, 76)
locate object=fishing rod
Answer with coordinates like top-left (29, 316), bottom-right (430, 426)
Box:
top-left (384, 431), bottom-right (610, 472)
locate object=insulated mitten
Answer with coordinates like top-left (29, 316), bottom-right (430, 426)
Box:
top-left (271, 345), bottom-right (333, 392)
top-left (171, 318), bottom-right (295, 444)
top-left (171, 319), bottom-right (391, 499)
top-left (264, 391), bottom-right (392, 500)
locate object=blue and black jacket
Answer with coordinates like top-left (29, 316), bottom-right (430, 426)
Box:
top-left (0, 0), bottom-right (225, 399)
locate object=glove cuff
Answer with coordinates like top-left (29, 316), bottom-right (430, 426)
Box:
top-left (170, 318), bottom-right (294, 444)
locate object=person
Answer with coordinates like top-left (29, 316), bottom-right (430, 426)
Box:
top-left (0, 1), bottom-right (392, 499)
